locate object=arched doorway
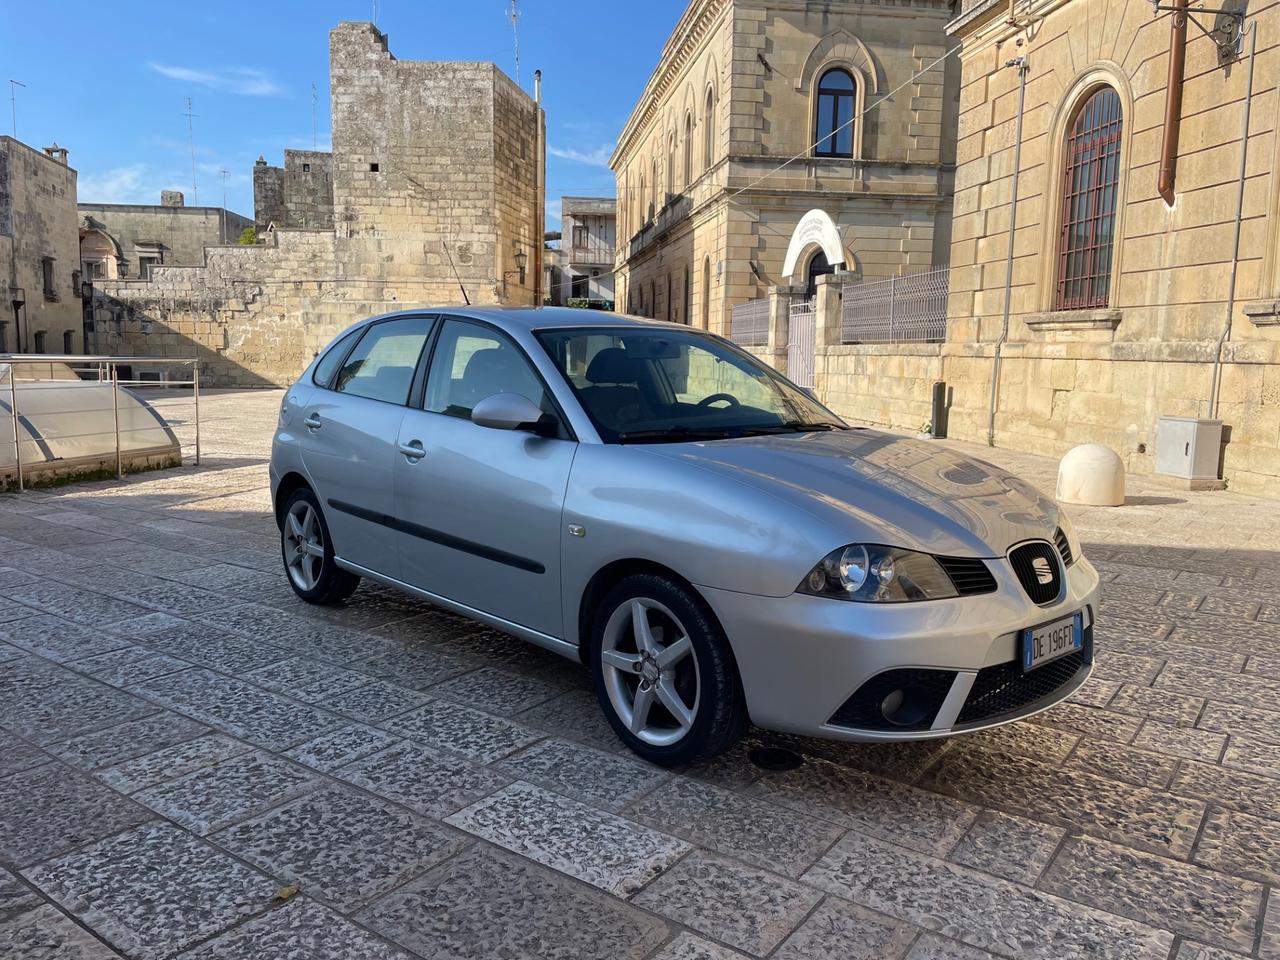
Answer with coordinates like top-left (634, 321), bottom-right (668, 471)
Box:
top-left (805, 249), bottom-right (835, 298)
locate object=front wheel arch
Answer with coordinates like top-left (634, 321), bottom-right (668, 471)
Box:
top-left (577, 558), bottom-right (716, 663)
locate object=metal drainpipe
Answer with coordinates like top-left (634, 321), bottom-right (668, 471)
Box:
top-left (987, 55), bottom-right (1028, 447)
top-left (1209, 24), bottom-right (1256, 419)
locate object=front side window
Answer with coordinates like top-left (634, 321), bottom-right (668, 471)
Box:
top-left (814, 68), bottom-right (856, 158)
top-left (425, 319), bottom-right (545, 419)
top-left (333, 316), bottom-right (432, 404)
top-left (1056, 86), bottom-right (1122, 310)
top-left (537, 327), bottom-right (845, 442)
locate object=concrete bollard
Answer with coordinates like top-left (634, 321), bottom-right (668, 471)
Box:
top-left (1056, 443), bottom-right (1125, 507)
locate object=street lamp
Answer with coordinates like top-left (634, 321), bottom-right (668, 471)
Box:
top-left (513, 247), bottom-right (528, 286)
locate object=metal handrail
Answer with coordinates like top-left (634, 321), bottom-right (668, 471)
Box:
top-left (1, 354), bottom-right (200, 492)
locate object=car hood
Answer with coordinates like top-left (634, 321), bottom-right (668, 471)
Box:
top-left (644, 428), bottom-right (1060, 558)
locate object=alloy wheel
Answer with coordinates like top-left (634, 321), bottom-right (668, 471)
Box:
top-left (601, 597), bottom-right (700, 746)
top-left (284, 499), bottom-right (326, 591)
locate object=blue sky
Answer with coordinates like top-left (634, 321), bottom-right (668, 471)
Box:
top-left (1, 0), bottom-right (686, 229)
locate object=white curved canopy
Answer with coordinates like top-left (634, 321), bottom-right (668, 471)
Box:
top-left (782, 209), bottom-right (845, 279)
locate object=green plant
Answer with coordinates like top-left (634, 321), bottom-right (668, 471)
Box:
top-left (237, 227), bottom-right (257, 245)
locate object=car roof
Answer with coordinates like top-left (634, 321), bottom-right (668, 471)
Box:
top-left (367, 305), bottom-right (695, 333)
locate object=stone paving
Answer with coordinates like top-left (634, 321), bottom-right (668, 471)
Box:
top-left (1, 388), bottom-right (1280, 959)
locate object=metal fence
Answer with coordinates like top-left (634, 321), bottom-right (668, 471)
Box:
top-left (841, 266), bottom-right (949, 344)
top-left (787, 299), bottom-right (816, 389)
top-left (729, 297), bottom-right (769, 346)
top-left (1, 355), bottom-right (200, 492)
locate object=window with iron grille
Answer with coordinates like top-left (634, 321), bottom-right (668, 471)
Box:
top-left (1056, 86), bottom-right (1122, 311)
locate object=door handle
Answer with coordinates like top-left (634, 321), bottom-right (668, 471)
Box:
top-left (398, 440), bottom-right (426, 462)
top-left (303, 414), bottom-right (322, 431)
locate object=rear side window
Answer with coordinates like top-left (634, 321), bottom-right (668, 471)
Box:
top-left (312, 328), bottom-right (362, 388)
top-left (333, 316), bottom-right (433, 405)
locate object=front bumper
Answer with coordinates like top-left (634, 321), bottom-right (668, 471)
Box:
top-left (699, 555), bottom-right (1102, 742)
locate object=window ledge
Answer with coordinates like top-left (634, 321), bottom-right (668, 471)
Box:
top-left (1243, 300), bottom-right (1280, 327)
top-left (1024, 308), bottom-right (1121, 332)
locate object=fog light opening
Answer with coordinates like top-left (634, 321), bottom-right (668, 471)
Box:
top-left (880, 687), bottom-right (932, 728)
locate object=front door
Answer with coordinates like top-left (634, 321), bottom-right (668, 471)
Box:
top-left (393, 318), bottom-right (577, 637)
top-left (298, 315), bottom-right (435, 578)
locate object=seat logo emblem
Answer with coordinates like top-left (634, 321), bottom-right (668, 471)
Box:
top-left (1031, 556), bottom-right (1054, 585)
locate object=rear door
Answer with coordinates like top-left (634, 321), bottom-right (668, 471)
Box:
top-left (393, 318), bottom-right (577, 637)
top-left (298, 315), bottom-right (435, 578)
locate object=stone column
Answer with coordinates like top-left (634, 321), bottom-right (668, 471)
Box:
top-left (814, 273), bottom-right (843, 348)
top-left (767, 284), bottom-right (800, 374)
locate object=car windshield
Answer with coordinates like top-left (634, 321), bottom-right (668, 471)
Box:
top-left (536, 326), bottom-right (847, 443)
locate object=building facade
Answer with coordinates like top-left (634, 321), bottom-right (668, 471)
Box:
top-left (1, 138), bottom-right (83, 354)
top-left (610, 0), bottom-right (958, 331)
top-left (88, 21), bottom-right (544, 387)
top-left (558, 196), bottom-right (616, 305)
top-left (78, 192), bottom-right (254, 281)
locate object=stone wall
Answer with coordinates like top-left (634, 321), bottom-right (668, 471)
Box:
top-left (90, 21), bottom-right (542, 387)
top-left (253, 152), bottom-right (334, 232)
top-left (78, 201), bottom-right (254, 275)
top-left (1, 137), bottom-right (83, 354)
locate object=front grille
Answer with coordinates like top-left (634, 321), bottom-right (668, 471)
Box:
top-left (955, 622), bottom-right (1091, 727)
top-left (1009, 541), bottom-right (1064, 605)
top-left (1054, 527), bottom-right (1074, 566)
top-left (936, 556), bottom-right (997, 596)
top-left (828, 668), bottom-right (957, 732)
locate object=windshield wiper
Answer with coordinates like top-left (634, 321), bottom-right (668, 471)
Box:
top-left (616, 425), bottom-right (739, 443)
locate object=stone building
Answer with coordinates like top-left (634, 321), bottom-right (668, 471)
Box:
top-left (78, 192), bottom-right (254, 280)
top-left (751, 0), bottom-right (1276, 496)
top-left (253, 151), bottom-right (335, 231)
top-left (557, 196), bottom-right (616, 305)
top-left (610, 0), bottom-right (958, 331)
top-left (89, 21), bottom-right (544, 387)
top-left (1, 138), bottom-right (83, 354)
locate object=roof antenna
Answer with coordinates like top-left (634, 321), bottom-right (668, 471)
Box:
top-left (507, 0), bottom-right (521, 85)
top-left (442, 240), bottom-right (470, 305)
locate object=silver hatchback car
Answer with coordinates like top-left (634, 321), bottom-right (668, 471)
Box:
top-left (270, 307), bottom-right (1100, 765)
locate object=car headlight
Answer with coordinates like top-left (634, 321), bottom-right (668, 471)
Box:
top-left (797, 544), bottom-right (959, 602)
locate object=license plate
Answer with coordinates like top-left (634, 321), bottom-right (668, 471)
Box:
top-left (1021, 611), bottom-right (1082, 672)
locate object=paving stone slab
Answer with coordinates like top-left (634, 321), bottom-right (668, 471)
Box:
top-left (630, 776), bottom-right (844, 878)
top-left (1040, 834), bottom-right (1263, 952)
top-left (213, 786), bottom-right (470, 912)
top-left (1172, 943), bottom-right (1253, 960)
top-left (1194, 806), bottom-right (1280, 885)
top-left (771, 896), bottom-right (916, 960)
top-left (2, 584), bottom-right (151, 627)
top-left (283, 725), bottom-right (402, 773)
top-left (0, 864), bottom-right (42, 921)
top-left (802, 832), bottom-right (1173, 960)
top-left (905, 933), bottom-right (1002, 959)
top-left (0, 659), bottom-right (156, 745)
top-left (1108, 684), bottom-right (1206, 726)
top-left (0, 762), bottom-right (153, 866)
top-left (446, 782), bottom-right (688, 896)
top-left (95, 733), bottom-right (254, 794)
top-left (1131, 718), bottom-right (1227, 762)
top-left (496, 737), bottom-right (669, 811)
top-left (0, 730), bottom-right (49, 778)
top-left (1198, 700), bottom-right (1280, 742)
top-left (1092, 650), bottom-right (1165, 684)
top-left (176, 897), bottom-right (414, 960)
top-left (631, 850), bottom-right (822, 957)
top-left (1171, 759), bottom-right (1280, 820)
top-left (24, 822), bottom-right (276, 960)
top-left (358, 842), bottom-right (668, 960)
top-left (947, 809), bottom-right (1065, 886)
top-left (133, 750), bottom-right (319, 834)
top-left (0, 901), bottom-right (123, 959)
top-left (515, 687), bottom-right (629, 753)
top-left (941, 719), bottom-right (1079, 763)
top-left (1066, 676), bottom-right (1120, 708)
top-left (44, 712), bottom-right (208, 772)
top-left (321, 678), bottom-right (431, 723)
top-left (746, 755), bottom-right (978, 857)
top-left (334, 740), bottom-right (508, 818)
top-left (1063, 738), bottom-right (1179, 789)
top-left (649, 932), bottom-right (751, 960)
top-left (0, 615), bottom-right (134, 664)
top-left (429, 666), bottom-right (562, 716)
top-left (381, 698), bottom-right (544, 763)
top-left (1028, 701), bottom-right (1143, 743)
top-left (917, 744), bottom-right (1204, 857)
top-left (133, 622), bottom-right (293, 674)
top-left (1221, 736), bottom-right (1280, 778)
top-left (1262, 895), bottom-right (1280, 960)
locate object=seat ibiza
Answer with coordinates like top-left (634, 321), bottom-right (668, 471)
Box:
top-left (271, 307), bottom-right (1100, 765)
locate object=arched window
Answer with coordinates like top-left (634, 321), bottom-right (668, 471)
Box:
top-left (683, 113), bottom-right (693, 187)
top-left (666, 134), bottom-right (676, 201)
top-left (814, 68), bottom-right (856, 158)
top-left (704, 88), bottom-right (715, 169)
top-left (638, 175), bottom-right (646, 225)
top-left (649, 159), bottom-right (657, 220)
top-left (1056, 85), bottom-right (1122, 310)
top-left (702, 257), bottom-right (712, 328)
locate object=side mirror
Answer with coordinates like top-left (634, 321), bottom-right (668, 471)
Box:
top-left (471, 392), bottom-right (550, 433)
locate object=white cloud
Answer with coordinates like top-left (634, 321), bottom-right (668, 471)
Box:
top-left (78, 164), bottom-right (153, 203)
top-left (149, 62), bottom-right (286, 97)
top-left (547, 144), bottom-right (613, 168)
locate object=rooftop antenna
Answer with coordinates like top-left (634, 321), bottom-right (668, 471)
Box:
top-left (311, 81), bottom-right (318, 149)
top-left (8, 79), bottom-right (24, 139)
top-left (183, 97), bottom-right (199, 205)
top-left (507, 0), bottom-right (521, 85)
top-left (441, 240), bottom-right (470, 305)
top-left (218, 168), bottom-right (230, 242)
top-left (372, 0), bottom-right (379, 25)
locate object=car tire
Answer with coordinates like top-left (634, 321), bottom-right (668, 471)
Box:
top-left (280, 487), bottom-right (360, 605)
top-left (590, 573), bottom-right (746, 767)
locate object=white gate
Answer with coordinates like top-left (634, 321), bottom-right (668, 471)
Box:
top-left (787, 298), bottom-right (816, 389)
